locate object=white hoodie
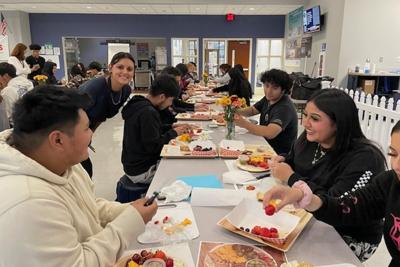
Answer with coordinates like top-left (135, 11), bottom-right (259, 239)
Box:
top-left (0, 130), bottom-right (145, 267)
top-left (1, 76), bottom-right (34, 124)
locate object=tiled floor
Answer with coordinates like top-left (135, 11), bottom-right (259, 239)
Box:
top-left (91, 110), bottom-right (391, 267)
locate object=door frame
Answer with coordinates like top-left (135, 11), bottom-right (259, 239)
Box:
top-left (202, 38), bottom-right (252, 82)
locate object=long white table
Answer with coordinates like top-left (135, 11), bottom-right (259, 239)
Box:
top-left (129, 120), bottom-right (363, 266)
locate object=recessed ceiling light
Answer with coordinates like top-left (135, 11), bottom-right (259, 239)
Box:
top-left (142, 7), bottom-right (146, 10)
top-left (86, 6), bottom-right (92, 9)
top-left (249, 7), bottom-right (255, 11)
top-left (195, 7), bottom-right (200, 10)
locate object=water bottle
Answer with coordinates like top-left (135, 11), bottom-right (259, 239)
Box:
top-left (364, 58), bottom-right (371, 74)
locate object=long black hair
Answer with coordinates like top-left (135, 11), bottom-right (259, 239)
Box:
top-left (391, 121), bottom-right (400, 135)
top-left (298, 88), bottom-right (386, 166)
top-left (227, 65), bottom-right (252, 105)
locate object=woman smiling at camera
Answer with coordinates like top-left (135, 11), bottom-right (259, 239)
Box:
top-left (79, 52), bottom-right (135, 177)
top-left (270, 88), bottom-right (386, 261)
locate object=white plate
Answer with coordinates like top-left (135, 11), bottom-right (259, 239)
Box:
top-left (219, 140), bottom-right (245, 151)
top-left (226, 198), bottom-right (300, 239)
top-left (137, 202), bottom-right (199, 244)
top-left (115, 243), bottom-right (195, 267)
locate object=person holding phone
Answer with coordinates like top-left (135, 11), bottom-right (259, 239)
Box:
top-left (26, 44), bottom-right (45, 81)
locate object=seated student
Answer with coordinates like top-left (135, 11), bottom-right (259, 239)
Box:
top-left (42, 61), bottom-right (58, 85)
top-left (0, 62), bottom-right (34, 127)
top-left (264, 120), bottom-right (400, 267)
top-left (86, 61), bottom-right (104, 78)
top-left (235, 69), bottom-right (297, 154)
top-left (0, 85), bottom-right (9, 131)
top-left (187, 61), bottom-right (199, 82)
top-left (269, 88), bottom-right (386, 261)
top-left (0, 85), bottom-right (157, 266)
top-left (117, 74), bottom-right (189, 203)
top-left (212, 65), bottom-right (251, 106)
top-left (212, 63), bottom-right (231, 85)
top-left (159, 66), bottom-right (208, 125)
top-left (66, 63), bottom-right (89, 88)
top-left (79, 52), bottom-right (135, 177)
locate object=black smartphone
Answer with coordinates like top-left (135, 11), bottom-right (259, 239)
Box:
top-left (144, 192), bottom-right (159, 206)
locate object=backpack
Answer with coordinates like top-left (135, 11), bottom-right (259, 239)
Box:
top-left (290, 72), bottom-right (334, 100)
top-left (290, 72), bottom-right (321, 100)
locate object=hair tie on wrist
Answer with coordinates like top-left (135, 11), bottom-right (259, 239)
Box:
top-left (292, 181), bottom-right (313, 209)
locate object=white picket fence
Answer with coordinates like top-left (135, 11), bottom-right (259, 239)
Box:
top-left (339, 88), bottom-right (400, 154)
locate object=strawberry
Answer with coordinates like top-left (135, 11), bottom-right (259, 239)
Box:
top-left (166, 258), bottom-right (174, 267)
top-left (154, 220), bottom-right (159, 225)
top-left (154, 250), bottom-right (166, 260)
top-left (246, 185), bottom-right (256, 191)
top-left (265, 204), bottom-right (276, 216)
top-left (269, 227), bottom-right (278, 234)
top-left (260, 227), bottom-right (270, 237)
top-left (258, 161), bottom-right (268, 169)
top-left (251, 226), bottom-right (262, 235)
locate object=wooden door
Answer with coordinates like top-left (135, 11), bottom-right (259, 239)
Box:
top-left (227, 40), bottom-right (250, 79)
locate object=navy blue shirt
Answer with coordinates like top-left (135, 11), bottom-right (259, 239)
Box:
top-left (253, 95), bottom-right (298, 154)
top-left (79, 77), bottom-right (131, 129)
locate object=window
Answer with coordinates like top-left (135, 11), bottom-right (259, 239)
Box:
top-left (255, 39), bottom-right (283, 92)
top-left (204, 40), bottom-right (226, 77)
top-left (171, 38), bottom-right (199, 71)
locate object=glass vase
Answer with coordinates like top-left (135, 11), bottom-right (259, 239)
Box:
top-left (225, 119), bottom-right (235, 140)
top-left (224, 106), bottom-right (235, 140)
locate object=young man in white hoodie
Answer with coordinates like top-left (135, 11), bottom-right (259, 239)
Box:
top-left (0, 62), bottom-right (34, 126)
top-left (0, 85), bottom-right (157, 267)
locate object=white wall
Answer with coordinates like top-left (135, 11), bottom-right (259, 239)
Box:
top-left (0, 11), bottom-right (31, 61)
top-left (284, 0), bottom-right (345, 83)
top-left (337, 0), bottom-right (400, 87)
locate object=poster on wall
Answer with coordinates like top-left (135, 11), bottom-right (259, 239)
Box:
top-left (136, 43), bottom-right (149, 59)
top-left (300, 35), bottom-right (312, 58)
top-left (285, 37), bottom-right (302, 59)
top-left (0, 12), bottom-right (9, 61)
top-left (0, 35), bottom-right (9, 61)
top-left (288, 7), bottom-right (304, 38)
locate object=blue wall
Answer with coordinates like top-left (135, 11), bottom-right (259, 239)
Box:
top-left (30, 14), bottom-right (285, 85)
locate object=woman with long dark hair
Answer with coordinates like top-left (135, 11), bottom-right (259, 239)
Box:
top-left (270, 88), bottom-right (386, 261)
top-left (265, 120), bottom-right (400, 267)
top-left (212, 65), bottom-right (252, 106)
top-left (42, 61), bottom-right (58, 85)
top-left (79, 52), bottom-right (135, 176)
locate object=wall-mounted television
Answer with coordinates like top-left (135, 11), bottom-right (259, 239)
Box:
top-left (303, 6), bottom-right (321, 33)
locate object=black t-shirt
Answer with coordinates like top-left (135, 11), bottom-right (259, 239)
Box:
top-left (25, 55), bottom-right (45, 80)
top-left (253, 95), bottom-right (298, 154)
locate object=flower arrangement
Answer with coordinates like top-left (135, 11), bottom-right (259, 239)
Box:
top-left (33, 75), bottom-right (48, 86)
top-left (202, 72), bottom-right (209, 86)
top-left (216, 95), bottom-right (247, 139)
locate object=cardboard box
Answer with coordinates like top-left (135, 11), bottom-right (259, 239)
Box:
top-left (361, 79), bottom-right (375, 94)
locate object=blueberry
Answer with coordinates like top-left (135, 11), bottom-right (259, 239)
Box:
top-left (245, 228), bottom-right (250, 232)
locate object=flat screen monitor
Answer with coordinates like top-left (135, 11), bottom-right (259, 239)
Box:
top-left (303, 6), bottom-right (321, 33)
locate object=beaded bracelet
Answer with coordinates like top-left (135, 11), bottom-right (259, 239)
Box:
top-left (292, 181), bottom-right (313, 209)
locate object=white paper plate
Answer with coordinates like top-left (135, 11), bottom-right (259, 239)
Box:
top-left (219, 139), bottom-right (245, 151)
top-left (115, 243), bottom-right (195, 267)
top-left (137, 202), bottom-right (199, 244)
top-left (226, 198), bottom-right (300, 240)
